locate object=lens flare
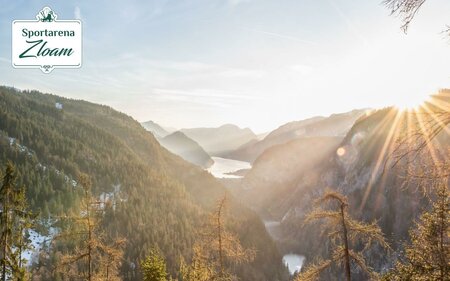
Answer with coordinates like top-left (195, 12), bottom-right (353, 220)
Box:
top-left (336, 147), bottom-right (346, 157)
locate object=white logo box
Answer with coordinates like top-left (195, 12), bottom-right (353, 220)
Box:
top-left (12, 7), bottom-right (82, 73)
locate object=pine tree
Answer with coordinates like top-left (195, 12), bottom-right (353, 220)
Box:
top-left (383, 180), bottom-right (449, 281)
top-left (141, 248), bottom-right (167, 281)
top-left (297, 189), bottom-right (390, 281)
top-left (0, 162), bottom-right (34, 281)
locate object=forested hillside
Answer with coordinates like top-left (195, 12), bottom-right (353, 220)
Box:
top-left (234, 92), bottom-right (449, 279)
top-left (0, 86), bottom-right (288, 280)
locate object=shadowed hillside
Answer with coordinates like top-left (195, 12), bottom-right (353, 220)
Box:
top-left (0, 86), bottom-right (288, 281)
top-left (159, 131), bottom-right (213, 168)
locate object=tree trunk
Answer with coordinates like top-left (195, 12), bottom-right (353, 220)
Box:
top-left (1, 191), bottom-right (9, 281)
top-left (340, 203), bottom-right (351, 281)
top-left (217, 200), bottom-right (223, 278)
top-left (87, 189), bottom-right (92, 281)
top-left (438, 194), bottom-right (445, 281)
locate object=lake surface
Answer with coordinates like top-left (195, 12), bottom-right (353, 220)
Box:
top-left (283, 254), bottom-right (305, 275)
top-left (263, 220), bottom-right (306, 275)
top-left (207, 156), bottom-right (251, 178)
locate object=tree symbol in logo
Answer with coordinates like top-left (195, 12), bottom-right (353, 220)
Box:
top-left (36, 7), bottom-right (58, 22)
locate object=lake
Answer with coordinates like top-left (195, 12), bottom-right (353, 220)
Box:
top-left (283, 254), bottom-right (306, 275)
top-left (264, 220), bottom-right (306, 275)
top-left (206, 156), bottom-right (251, 178)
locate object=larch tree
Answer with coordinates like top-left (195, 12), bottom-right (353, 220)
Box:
top-left (189, 195), bottom-right (255, 281)
top-left (0, 162), bottom-right (34, 281)
top-left (296, 190), bottom-right (390, 281)
top-left (384, 0), bottom-right (450, 37)
top-left (55, 174), bottom-right (125, 281)
top-left (383, 0), bottom-right (427, 33)
top-left (179, 246), bottom-right (214, 281)
top-left (382, 179), bottom-right (449, 280)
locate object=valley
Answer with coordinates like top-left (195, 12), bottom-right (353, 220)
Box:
top-left (0, 86), bottom-right (448, 280)
top-left (2, 2), bottom-right (450, 280)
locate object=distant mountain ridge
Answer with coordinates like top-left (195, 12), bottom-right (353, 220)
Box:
top-left (141, 120), bottom-right (170, 138)
top-left (181, 124), bottom-right (257, 156)
top-left (226, 109), bottom-right (368, 162)
top-left (159, 131), bottom-right (213, 168)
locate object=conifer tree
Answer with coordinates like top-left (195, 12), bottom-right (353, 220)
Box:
top-left (11, 186), bottom-right (34, 280)
top-left (297, 190), bottom-right (390, 281)
top-left (0, 162), bottom-right (34, 281)
top-left (179, 246), bottom-right (214, 281)
top-left (141, 248), bottom-right (168, 281)
top-left (383, 180), bottom-right (449, 281)
top-left (192, 195), bottom-right (255, 281)
top-left (56, 174), bottom-right (125, 280)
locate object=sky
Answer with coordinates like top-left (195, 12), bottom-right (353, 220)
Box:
top-left (1, 0), bottom-right (450, 133)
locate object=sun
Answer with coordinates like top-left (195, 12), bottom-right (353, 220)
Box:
top-left (393, 93), bottom-right (430, 111)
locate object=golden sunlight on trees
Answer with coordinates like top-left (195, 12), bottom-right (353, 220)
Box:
top-left (382, 180), bottom-right (449, 280)
top-left (296, 190), bottom-right (390, 281)
top-left (179, 245), bottom-right (215, 281)
top-left (387, 92), bottom-right (449, 194)
top-left (383, 93), bottom-right (449, 280)
top-left (55, 174), bottom-right (125, 281)
top-left (182, 195), bottom-right (255, 281)
top-left (141, 248), bottom-right (168, 281)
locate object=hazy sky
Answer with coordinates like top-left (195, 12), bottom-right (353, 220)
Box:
top-left (1, 0), bottom-right (450, 133)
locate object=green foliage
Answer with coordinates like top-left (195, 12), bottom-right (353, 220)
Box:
top-left (141, 249), bottom-right (168, 281)
top-left (53, 174), bottom-right (125, 281)
top-left (383, 181), bottom-right (449, 281)
top-left (0, 162), bottom-right (34, 280)
top-left (179, 249), bottom-right (214, 281)
top-left (0, 86), bottom-right (286, 281)
top-left (180, 196), bottom-right (256, 281)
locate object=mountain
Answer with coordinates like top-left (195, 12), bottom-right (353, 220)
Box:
top-left (232, 92), bottom-right (449, 279)
top-left (0, 86), bottom-right (288, 281)
top-left (159, 131), bottom-right (213, 168)
top-left (257, 131), bottom-right (270, 140)
top-left (141, 120), bottom-right (170, 138)
top-left (180, 124), bottom-right (257, 156)
top-left (238, 136), bottom-right (343, 215)
top-left (226, 109), bottom-right (368, 162)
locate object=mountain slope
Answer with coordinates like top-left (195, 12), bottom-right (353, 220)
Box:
top-left (0, 86), bottom-right (288, 281)
top-left (226, 109), bottom-right (367, 162)
top-left (237, 136), bottom-right (343, 216)
top-left (159, 131), bottom-right (213, 168)
top-left (141, 120), bottom-right (170, 138)
top-left (234, 93), bottom-right (449, 279)
top-left (181, 124), bottom-right (257, 156)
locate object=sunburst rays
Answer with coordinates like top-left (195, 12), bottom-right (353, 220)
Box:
top-left (359, 91), bottom-right (449, 211)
